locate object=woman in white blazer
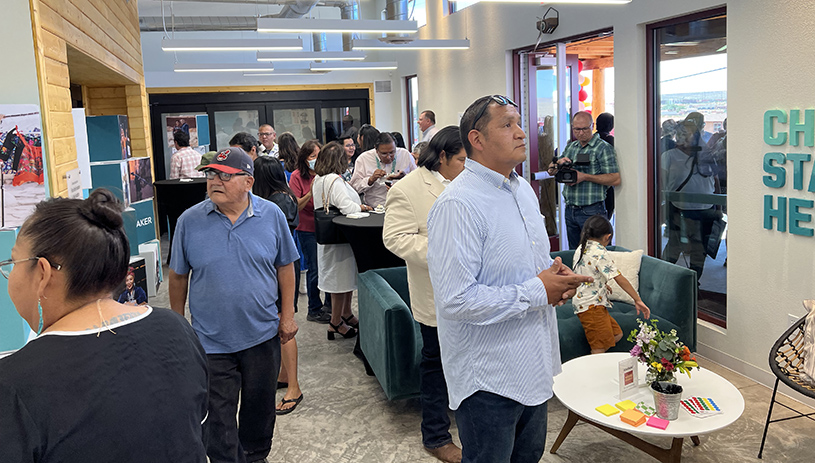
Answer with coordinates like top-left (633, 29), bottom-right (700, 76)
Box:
top-left (313, 142), bottom-right (373, 340)
top-left (382, 126), bottom-right (467, 463)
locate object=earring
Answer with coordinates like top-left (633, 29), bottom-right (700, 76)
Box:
top-left (36, 299), bottom-right (44, 335)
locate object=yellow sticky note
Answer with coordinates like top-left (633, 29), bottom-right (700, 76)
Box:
top-left (615, 400), bottom-right (637, 411)
top-left (596, 404), bottom-right (620, 416)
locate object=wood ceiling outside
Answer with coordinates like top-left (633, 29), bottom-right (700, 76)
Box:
top-left (538, 35), bottom-right (614, 70)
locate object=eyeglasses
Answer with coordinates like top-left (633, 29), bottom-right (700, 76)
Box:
top-left (572, 126), bottom-right (593, 132)
top-left (258, 132), bottom-right (274, 138)
top-left (0, 257), bottom-right (61, 279)
top-left (204, 170), bottom-right (249, 182)
top-left (469, 95), bottom-right (518, 133)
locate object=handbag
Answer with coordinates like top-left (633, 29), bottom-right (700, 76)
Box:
top-left (314, 176), bottom-right (349, 245)
top-left (704, 213), bottom-right (726, 259)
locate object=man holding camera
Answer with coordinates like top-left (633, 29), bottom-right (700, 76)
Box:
top-left (548, 111), bottom-right (620, 249)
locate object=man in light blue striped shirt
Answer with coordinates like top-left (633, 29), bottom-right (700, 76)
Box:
top-left (427, 95), bottom-right (592, 463)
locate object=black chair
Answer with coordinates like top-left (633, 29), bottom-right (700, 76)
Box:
top-left (758, 314), bottom-right (815, 458)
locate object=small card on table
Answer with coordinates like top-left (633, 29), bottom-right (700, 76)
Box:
top-left (618, 356), bottom-right (638, 399)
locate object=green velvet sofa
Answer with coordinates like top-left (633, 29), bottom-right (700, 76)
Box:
top-left (551, 246), bottom-right (697, 362)
top-left (357, 249), bottom-right (697, 400)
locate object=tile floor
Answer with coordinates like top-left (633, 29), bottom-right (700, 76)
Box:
top-left (151, 248), bottom-right (814, 462)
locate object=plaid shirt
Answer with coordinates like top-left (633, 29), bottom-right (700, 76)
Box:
top-left (560, 133), bottom-right (618, 206)
top-left (170, 147), bottom-right (205, 179)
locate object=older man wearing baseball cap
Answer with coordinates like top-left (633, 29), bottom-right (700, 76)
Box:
top-left (169, 146), bottom-right (300, 463)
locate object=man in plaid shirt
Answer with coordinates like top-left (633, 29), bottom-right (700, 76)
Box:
top-left (169, 129), bottom-right (205, 179)
top-left (548, 111), bottom-right (620, 249)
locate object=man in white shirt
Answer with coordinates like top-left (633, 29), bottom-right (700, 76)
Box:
top-left (350, 133), bottom-right (417, 207)
top-left (169, 129), bottom-right (205, 179)
top-left (419, 110), bottom-right (439, 142)
top-left (258, 124), bottom-right (279, 158)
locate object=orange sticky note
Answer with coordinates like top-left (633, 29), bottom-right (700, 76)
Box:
top-left (615, 400), bottom-right (637, 411)
top-left (620, 408), bottom-right (647, 427)
top-left (596, 404), bottom-right (620, 416)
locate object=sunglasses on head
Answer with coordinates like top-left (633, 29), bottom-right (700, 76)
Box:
top-left (469, 95), bottom-right (518, 133)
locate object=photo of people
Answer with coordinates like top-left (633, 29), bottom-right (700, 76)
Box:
top-left (127, 157), bottom-right (154, 203)
top-left (166, 115), bottom-right (199, 149)
top-left (0, 104), bottom-right (47, 228)
top-left (118, 115), bottom-right (131, 158)
top-left (117, 267), bottom-right (148, 306)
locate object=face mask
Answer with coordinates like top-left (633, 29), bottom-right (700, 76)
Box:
top-left (308, 159), bottom-right (316, 170)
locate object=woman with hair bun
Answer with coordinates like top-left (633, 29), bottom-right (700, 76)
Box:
top-left (0, 189), bottom-right (208, 462)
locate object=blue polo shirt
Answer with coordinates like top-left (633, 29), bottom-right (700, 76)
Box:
top-left (170, 193), bottom-right (299, 354)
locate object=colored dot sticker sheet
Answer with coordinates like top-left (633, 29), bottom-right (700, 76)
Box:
top-left (680, 397), bottom-right (723, 418)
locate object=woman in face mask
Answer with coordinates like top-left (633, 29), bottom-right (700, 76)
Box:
top-left (0, 189), bottom-right (208, 462)
top-left (288, 140), bottom-right (333, 324)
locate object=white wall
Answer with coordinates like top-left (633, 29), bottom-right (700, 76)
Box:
top-left (1, 0), bottom-right (39, 103)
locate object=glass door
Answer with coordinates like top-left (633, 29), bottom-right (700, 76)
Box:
top-left (212, 106), bottom-right (263, 151)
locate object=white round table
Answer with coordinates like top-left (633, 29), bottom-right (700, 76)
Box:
top-left (551, 352), bottom-right (745, 462)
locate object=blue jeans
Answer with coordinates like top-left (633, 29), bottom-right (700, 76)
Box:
top-left (456, 392), bottom-right (548, 463)
top-left (297, 231), bottom-right (330, 316)
top-left (419, 324), bottom-right (453, 449)
top-left (565, 202), bottom-right (607, 250)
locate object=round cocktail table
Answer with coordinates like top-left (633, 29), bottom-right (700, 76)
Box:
top-left (551, 352), bottom-right (745, 462)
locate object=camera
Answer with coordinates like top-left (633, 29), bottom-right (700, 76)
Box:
top-left (552, 153), bottom-right (590, 184)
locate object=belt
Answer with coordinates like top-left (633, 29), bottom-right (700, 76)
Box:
top-left (567, 201), bottom-right (604, 210)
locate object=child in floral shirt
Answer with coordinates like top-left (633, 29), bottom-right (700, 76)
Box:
top-left (573, 215), bottom-right (650, 354)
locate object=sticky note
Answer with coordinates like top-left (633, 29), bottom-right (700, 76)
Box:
top-left (596, 404), bottom-right (620, 416)
top-left (615, 400), bottom-right (637, 411)
top-left (620, 408), bottom-right (646, 427)
top-left (647, 416), bottom-right (669, 430)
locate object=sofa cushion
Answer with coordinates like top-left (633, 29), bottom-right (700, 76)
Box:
top-left (607, 249), bottom-right (643, 304)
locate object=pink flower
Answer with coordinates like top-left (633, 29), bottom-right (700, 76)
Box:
top-left (631, 345), bottom-right (642, 357)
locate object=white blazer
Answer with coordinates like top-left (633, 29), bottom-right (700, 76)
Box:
top-left (382, 167), bottom-right (446, 326)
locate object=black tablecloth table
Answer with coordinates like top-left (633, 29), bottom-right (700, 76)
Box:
top-left (332, 213), bottom-right (405, 273)
top-left (153, 179), bottom-right (208, 263)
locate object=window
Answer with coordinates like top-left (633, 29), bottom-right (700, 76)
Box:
top-left (406, 75), bottom-right (420, 149)
top-left (449, 0), bottom-right (479, 14)
top-left (649, 10), bottom-right (727, 326)
top-left (409, 0), bottom-right (427, 28)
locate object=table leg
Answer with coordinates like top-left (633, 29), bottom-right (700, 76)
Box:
top-left (668, 438), bottom-right (684, 463)
top-left (691, 436), bottom-right (700, 446)
top-left (550, 410), bottom-right (580, 454)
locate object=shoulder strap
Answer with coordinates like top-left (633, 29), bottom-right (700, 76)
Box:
top-left (675, 155), bottom-right (697, 192)
top-left (321, 175), bottom-right (342, 212)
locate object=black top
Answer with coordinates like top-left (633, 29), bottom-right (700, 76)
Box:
top-left (267, 192), bottom-right (299, 231)
top-left (0, 307), bottom-right (208, 463)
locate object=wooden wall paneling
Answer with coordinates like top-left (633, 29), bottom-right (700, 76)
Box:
top-left (592, 68), bottom-right (605, 117)
top-left (44, 57), bottom-right (70, 87)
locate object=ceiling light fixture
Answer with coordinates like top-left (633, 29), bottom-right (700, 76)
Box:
top-left (243, 71), bottom-right (329, 76)
top-left (351, 39), bottom-right (470, 50)
top-left (309, 61), bottom-right (398, 72)
top-left (174, 63), bottom-right (276, 72)
top-left (257, 18), bottom-right (417, 34)
top-left (162, 38), bottom-right (303, 52)
top-left (257, 51), bottom-right (366, 61)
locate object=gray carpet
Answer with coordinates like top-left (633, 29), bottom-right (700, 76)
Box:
top-left (152, 237), bottom-right (813, 462)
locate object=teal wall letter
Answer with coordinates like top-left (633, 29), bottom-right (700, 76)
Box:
top-left (764, 195), bottom-right (787, 231)
top-left (763, 152), bottom-right (786, 188)
top-left (764, 110), bottom-right (787, 145)
top-left (786, 153), bottom-right (811, 190)
top-left (789, 198), bottom-right (815, 236)
top-left (788, 109), bottom-right (815, 147)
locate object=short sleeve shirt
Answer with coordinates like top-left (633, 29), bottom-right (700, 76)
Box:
top-left (289, 170), bottom-right (316, 232)
top-left (560, 133), bottom-right (618, 206)
top-left (572, 240), bottom-right (621, 313)
top-left (169, 193), bottom-right (300, 354)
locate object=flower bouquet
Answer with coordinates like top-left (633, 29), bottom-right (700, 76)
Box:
top-left (627, 318), bottom-right (699, 384)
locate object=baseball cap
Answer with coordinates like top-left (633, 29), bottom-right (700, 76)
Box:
top-left (198, 147), bottom-right (254, 176)
top-left (195, 151), bottom-right (216, 171)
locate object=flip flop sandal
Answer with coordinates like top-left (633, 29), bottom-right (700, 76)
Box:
top-left (275, 394), bottom-right (303, 416)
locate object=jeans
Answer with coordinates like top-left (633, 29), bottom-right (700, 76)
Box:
top-left (456, 392), bottom-right (548, 463)
top-left (565, 202), bottom-right (607, 250)
top-left (205, 336), bottom-right (281, 463)
top-left (419, 324), bottom-right (453, 449)
top-left (297, 230), bottom-right (330, 316)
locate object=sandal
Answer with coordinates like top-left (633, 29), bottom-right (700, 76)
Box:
top-left (342, 315), bottom-right (359, 329)
top-left (275, 393), bottom-right (303, 416)
top-left (327, 322), bottom-right (357, 340)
